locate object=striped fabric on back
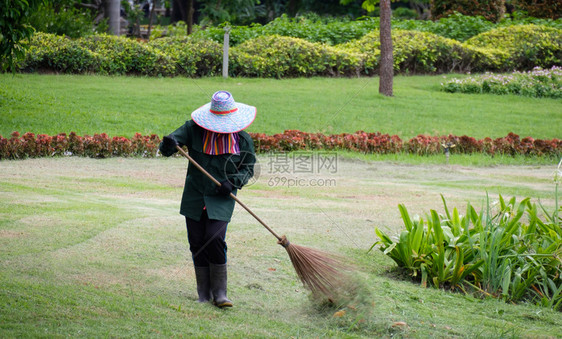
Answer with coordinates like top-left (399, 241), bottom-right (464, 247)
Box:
top-left (202, 129), bottom-right (240, 155)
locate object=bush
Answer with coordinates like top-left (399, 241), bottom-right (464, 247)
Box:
top-left (149, 36), bottom-right (223, 76)
top-left (79, 34), bottom-right (176, 76)
top-left (15, 33), bottom-right (101, 73)
top-left (465, 25), bottom-right (562, 70)
top-left (391, 30), bottom-right (465, 74)
top-left (18, 33), bottom-right (176, 76)
top-left (341, 29), bottom-right (499, 74)
top-left (230, 35), bottom-right (361, 78)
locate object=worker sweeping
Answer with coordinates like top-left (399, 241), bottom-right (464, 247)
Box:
top-left (159, 90), bottom-right (256, 308)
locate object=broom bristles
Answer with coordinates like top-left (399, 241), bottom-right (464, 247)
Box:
top-left (278, 235), bottom-right (353, 300)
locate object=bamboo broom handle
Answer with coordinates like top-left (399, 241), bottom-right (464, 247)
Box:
top-left (175, 145), bottom-right (284, 242)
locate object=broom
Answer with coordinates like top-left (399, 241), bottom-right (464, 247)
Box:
top-left (175, 145), bottom-right (352, 300)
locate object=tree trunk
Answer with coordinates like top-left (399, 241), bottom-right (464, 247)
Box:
top-left (107, 0), bottom-right (120, 35)
top-left (187, 0), bottom-right (194, 35)
top-left (379, 0), bottom-right (393, 96)
top-left (172, 0), bottom-right (195, 34)
top-left (147, 2), bottom-right (155, 39)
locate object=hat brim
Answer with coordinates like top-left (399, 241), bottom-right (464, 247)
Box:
top-left (191, 103), bottom-right (256, 133)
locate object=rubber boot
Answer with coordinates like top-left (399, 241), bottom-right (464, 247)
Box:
top-left (194, 266), bottom-right (211, 303)
top-left (209, 263), bottom-right (233, 308)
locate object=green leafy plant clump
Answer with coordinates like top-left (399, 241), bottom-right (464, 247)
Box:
top-left (442, 66), bottom-right (562, 98)
top-left (372, 193), bottom-right (562, 311)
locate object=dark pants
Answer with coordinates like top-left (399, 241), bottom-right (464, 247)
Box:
top-left (186, 209), bottom-right (228, 267)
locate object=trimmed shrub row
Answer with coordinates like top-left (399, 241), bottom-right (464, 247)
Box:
top-left (1, 131), bottom-right (560, 160)
top-left (13, 24), bottom-right (562, 77)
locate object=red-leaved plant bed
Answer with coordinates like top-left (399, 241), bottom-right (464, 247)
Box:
top-left (0, 132), bottom-right (161, 159)
top-left (249, 130), bottom-right (561, 157)
top-left (0, 131), bottom-right (560, 160)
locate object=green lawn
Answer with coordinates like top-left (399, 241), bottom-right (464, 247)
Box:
top-left (1, 74), bottom-right (561, 337)
top-left (1, 74), bottom-right (561, 139)
top-left (1, 157), bottom-right (560, 338)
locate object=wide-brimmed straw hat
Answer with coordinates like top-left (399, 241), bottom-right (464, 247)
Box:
top-left (191, 91), bottom-right (256, 134)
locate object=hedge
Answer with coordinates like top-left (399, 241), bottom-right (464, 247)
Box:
top-left (11, 24), bottom-right (562, 77)
top-left (1, 131), bottom-right (559, 160)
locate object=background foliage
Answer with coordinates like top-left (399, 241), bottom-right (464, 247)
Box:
top-left (512, 0), bottom-right (561, 20)
top-left (158, 12), bottom-right (562, 45)
top-left (431, 0), bottom-right (506, 22)
top-left (28, 0), bottom-right (96, 38)
top-left (0, 0), bottom-right (46, 72)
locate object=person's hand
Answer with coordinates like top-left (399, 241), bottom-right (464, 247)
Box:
top-left (217, 180), bottom-right (233, 196)
top-left (162, 135), bottom-right (178, 148)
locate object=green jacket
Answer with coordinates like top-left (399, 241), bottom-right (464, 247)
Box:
top-left (159, 120), bottom-right (256, 222)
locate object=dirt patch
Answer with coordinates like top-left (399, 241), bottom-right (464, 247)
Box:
top-left (0, 230), bottom-right (26, 238)
top-left (145, 265), bottom-right (191, 281)
top-left (72, 271), bottom-right (127, 289)
top-left (19, 215), bottom-right (63, 227)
